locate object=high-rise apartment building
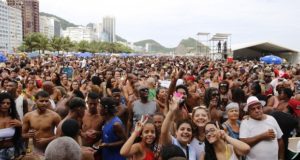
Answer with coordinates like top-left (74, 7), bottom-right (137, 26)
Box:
top-left (8, 4), bottom-right (23, 51)
top-left (7, 0), bottom-right (39, 37)
top-left (40, 16), bottom-right (61, 38)
top-left (102, 16), bottom-right (115, 43)
top-left (0, 0), bottom-right (22, 52)
top-left (39, 16), bottom-right (54, 38)
top-left (0, 0), bottom-right (23, 51)
top-left (62, 26), bottom-right (96, 42)
top-left (6, 0), bottom-right (22, 9)
top-left (87, 23), bottom-right (103, 40)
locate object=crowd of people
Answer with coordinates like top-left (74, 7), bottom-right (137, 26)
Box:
top-left (0, 54), bottom-right (299, 160)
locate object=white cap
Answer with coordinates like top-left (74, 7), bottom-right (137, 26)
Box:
top-left (176, 79), bottom-right (184, 86)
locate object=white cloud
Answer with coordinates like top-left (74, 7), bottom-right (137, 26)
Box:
top-left (40, 0), bottom-right (300, 49)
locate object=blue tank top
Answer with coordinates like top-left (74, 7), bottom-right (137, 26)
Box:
top-left (102, 116), bottom-right (126, 160)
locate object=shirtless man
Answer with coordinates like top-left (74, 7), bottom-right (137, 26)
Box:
top-left (82, 92), bottom-right (103, 146)
top-left (22, 90), bottom-right (61, 154)
top-left (122, 74), bottom-right (138, 103)
top-left (42, 81), bottom-right (56, 109)
top-left (56, 97), bottom-right (86, 138)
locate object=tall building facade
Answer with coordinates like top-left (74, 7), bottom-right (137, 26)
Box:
top-left (0, 0), bottom-right (22, 52)
top-left (23, 0), bottom-right (39, 36)
top-left (7, 0), bottom-right (39, 37)
top-left (62, 26), bottom-right (96, 42)
top-left (87, 23), bottom-right (102, 40)
top-left (39, 16), bottom-right (54, 38)
top-left (102, 16), bottom-right (115, 43)
top-left (40, 16), bottom-right (61, 38)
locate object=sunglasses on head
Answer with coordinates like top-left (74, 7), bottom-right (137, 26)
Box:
top-left (193, 106), bottom-right (208, 112)
top-left (220, 83), bottom-right (227, 87)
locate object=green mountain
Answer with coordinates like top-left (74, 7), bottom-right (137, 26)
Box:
top-left (116, 35), bottom-right (127, 42)
top-left (175, 37), bottom-right (209, 54)
top-left (40, 12), bottom-right (77, 30)
top-left (134, 38), bottom-right (208, 54)
top-left (134, 39), bottom-right (173, 53)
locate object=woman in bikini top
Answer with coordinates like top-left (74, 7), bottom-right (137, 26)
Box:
top-left (0, 93), bottom-right (22, 160)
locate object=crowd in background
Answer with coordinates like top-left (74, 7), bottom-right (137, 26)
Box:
top-left (0, 55), bottom-right (299, 160)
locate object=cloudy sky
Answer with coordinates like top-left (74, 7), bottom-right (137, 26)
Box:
top-left (40, 0), bottom-right (300, 49)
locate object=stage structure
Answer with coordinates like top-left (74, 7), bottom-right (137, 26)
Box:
top-left (209, 33), bottom-right (232, 60)
top-left (196, 32), bottom-right (210, 57)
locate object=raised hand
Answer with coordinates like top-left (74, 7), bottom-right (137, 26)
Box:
top-left (169, 94), bottom-right (182, 112)
top-left (134, 115), bottom-right (148, 136)
top-left (9, 119), bottom-right (22, 127)
top-left (216, 121), bottom-right (227, 141)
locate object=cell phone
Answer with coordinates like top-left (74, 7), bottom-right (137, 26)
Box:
top-left (173, 92), bottom-right (185, 107)
top-left (174, 92), bottom-right (183, 98)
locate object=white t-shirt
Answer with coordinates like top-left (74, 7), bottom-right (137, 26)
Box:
top-left (240, 115), bottom-right (283, 160)
top-left (190, 137), bottom-right (205, 160)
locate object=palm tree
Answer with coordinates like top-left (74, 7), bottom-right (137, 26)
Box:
top-left (50, 36), bottom-right (64, 53)
top-left (23, 33), bottom-right (39, 52)
top-left (62, 37), bottom-right (74, 53)
top-left (36, 34), bottom-right (50, 54)
top-left (77, 40), bottom-right (89, 53)
top-left (89, 41), bottom-right (100, 53)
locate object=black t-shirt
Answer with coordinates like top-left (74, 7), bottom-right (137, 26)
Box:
top-left (270, 111), bottom-right (298, 148)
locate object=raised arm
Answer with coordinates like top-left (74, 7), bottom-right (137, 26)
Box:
top-left (160, 96), bottom-right (181, 145)
top-left (165, 68), bottom-right (184, 112)
top-left (120, 116), bottom-right (147, 157)
top-left (225, 134), bottom-right (250, 156)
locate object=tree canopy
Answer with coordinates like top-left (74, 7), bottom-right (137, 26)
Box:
top-left (19, 33), bottom-right (133, 53)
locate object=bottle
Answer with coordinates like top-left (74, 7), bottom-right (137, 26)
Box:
top-left (26, 129), bottom-right (35, 153)
top-left (26, 138), bottom-right (34, 153)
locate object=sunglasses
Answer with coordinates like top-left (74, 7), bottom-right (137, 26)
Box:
top-left (140, 88), bottom-right (149, 92)
top-left (211, 92), bottom-right (219, 97)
